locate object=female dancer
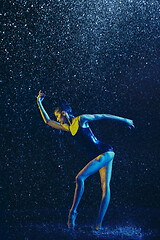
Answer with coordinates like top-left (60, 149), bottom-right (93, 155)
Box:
top-left (37, 90), bottom-right (135, 230)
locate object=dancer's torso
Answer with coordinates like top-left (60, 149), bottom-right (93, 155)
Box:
top-left (62, 116), bottom-right (113, 157)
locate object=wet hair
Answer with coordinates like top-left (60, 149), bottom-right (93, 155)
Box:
top-left (54, 102), bottom-right (74, 117)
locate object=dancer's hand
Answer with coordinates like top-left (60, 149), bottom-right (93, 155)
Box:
top-left (125, 119), bottom-right (135, 129)
top-left (37, 90), bottom-right (46, 102)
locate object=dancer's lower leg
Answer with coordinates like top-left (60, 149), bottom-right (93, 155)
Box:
top-left (67, 177), bottom-right (84, 229)
top-left (94, 158), bottom-right (113, 230)
top-left (70, 177), bottom-right (84, 213)
top-left (95, 186), bottom-right (110, 229)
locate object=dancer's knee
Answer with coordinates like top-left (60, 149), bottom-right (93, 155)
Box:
top-left (75, 174), bottom-right (84, 184)
top-left (101, 183), bottom-right (110, 197)
top-left (101, 182), bottom-right (109, 192)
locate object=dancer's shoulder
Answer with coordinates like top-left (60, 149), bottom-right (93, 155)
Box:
top-left (70, 116), bottom-right (81, 136)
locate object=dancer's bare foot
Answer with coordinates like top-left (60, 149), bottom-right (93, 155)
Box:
top-left (67, 211), bottom-right (77, 229)
top-left (91, 223), bottom-right (102, 231)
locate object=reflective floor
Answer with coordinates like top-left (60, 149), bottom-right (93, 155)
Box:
top-left (0, 223), bottom-right (159, 240)
top-left (0, 207), bottom-right (159, 240)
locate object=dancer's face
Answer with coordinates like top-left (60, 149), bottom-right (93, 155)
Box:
top-left (55, 110), bottom-right (67, 124)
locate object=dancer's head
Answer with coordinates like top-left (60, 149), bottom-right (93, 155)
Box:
top-left (54, 102), bottom-right (74, 125)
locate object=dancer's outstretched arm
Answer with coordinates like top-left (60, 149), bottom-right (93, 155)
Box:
top-left (37, 90), bottom-right (69, 131)
top-left (80, 114), bottom-right (135, 129)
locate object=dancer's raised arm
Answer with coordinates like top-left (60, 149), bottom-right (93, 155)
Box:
top-left (80, 114), bottom-right (135, 129)
top-left (37, 90), bottom-right (69, 131)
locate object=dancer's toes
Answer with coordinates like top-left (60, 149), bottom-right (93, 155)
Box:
top-left (67, 211), bottom-right (77, 230)
top-left (91, 223), bottom-right (102, 231)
